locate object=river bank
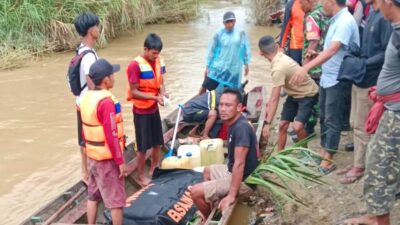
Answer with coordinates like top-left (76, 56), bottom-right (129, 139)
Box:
top-left (257, 131), bottom-right (400, 225)
top-left (0, 0), bottom-right (199, 70)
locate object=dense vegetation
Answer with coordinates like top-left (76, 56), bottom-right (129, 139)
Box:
top-left (249, 0), bottom-right (282, 25)
top-left (0, 0), bottom-right (199, 69)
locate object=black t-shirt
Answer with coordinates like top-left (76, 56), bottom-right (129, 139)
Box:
top-left (227, 115), bottom-right (258, 180)
top-left (183, 90), bottom-right (221, 115)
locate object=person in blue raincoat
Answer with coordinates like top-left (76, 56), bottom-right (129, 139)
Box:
top-left (199, 11), bottom-right (251, 95)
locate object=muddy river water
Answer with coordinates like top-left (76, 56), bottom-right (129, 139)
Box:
top-left (0, 1), bottom-right (278, 224)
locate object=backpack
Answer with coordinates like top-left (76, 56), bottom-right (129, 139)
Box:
top-left (67, 48), bottom-right (96, 96)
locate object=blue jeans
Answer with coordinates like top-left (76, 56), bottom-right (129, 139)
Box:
top-left (319, 82), bottom-right (349, 153)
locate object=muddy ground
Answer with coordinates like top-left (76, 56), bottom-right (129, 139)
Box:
top-left (252, 128), bottom-right (400, 225)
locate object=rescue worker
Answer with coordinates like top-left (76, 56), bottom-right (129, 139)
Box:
top-left (279, 0), bottom-right (305, 65)
top-left (299, 0), bottom-right (329, 136)
top-left (80, 59), bottom-right (127, 225)
top-left (126, 33), bottom-right (168, 187)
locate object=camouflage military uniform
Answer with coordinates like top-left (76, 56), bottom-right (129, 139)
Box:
top-left (302, 4), bottom-right (329, 80)
top-left (363, 110), bottom-right (400, 215)
top-left (302, 4), bottom-right (328, 134)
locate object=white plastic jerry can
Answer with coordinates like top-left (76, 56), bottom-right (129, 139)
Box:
top-left (199, 138), bottom-right (224, 166)
top-left (161, 156), bottom-right (191, 169)
top-left (177, 145), bottom-right (201, 168)
top-left (161, 156), bottom-right (181, 169)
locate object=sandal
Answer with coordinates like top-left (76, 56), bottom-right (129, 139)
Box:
top-left (319, 164), bottom-right (337, 175)
top-left (336, 165), bottom-right (353, 175)
top-left (300, 150), bottom-right (321, 166)
top-left (339, 173), bottom-right (363, 184)
top-left (300, 156), bottom-right (320, 167)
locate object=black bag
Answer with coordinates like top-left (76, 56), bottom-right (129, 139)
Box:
top-left (123, 169), bottom-right (203, 225)
top-left (67, 48), bottom-right (95, 96)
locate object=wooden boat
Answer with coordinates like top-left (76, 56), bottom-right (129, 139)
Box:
top-left (20, 85), bottom-right (267, 225)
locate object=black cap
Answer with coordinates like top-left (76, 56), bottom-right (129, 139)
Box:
top-left (89, 59), bottom-right (120, 82)
top-left (223, 11), bottom-right (236, 22)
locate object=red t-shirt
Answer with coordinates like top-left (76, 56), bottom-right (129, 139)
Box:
top-left (97, 98), bottom-right (124, 165)
top-left (127, 60), bottom-right (159, 115)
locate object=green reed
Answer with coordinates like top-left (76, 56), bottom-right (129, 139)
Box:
top-left (0, 0), bottom-right (199, 70)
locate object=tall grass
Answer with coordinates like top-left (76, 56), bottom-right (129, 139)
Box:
top-left (249, 0), bottom-right (282, 25)
top-left (0, 0), bottom-right (200, 70)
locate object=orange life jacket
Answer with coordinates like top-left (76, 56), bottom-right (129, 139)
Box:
top-left (280, 0), bottom-right (304, 50)
top-left (80, 90), bottom-right (125, 161)
top-left (126, 56), bottom-right (165, 109)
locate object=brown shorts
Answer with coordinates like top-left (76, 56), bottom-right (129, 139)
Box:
top-left (202, 164), bottom-right (253, 204)
top-left (88, 159), bottom-right (125, 209)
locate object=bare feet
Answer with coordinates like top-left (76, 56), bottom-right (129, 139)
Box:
top-left (344, 214), bottom-right (378, 225)
top-left (135, 175), bottom-right (151, 188)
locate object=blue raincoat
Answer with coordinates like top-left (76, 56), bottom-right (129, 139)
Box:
top-left (206, 28), bottom-right (251, 88)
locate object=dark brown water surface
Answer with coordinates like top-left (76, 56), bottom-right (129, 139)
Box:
top-left (0, 1), bottom-right (278, 224)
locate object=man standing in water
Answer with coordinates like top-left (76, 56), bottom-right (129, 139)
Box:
top-left (344, 0), bottom-right (400, 224)
top-left (126, 33), bottom-right (168, 187)
top-left (73, 12), bottom-right (100, 184)
top-left (80, 59), bottom-right (127, 225)
top-left (191, 88), bottom-right (258, 223)
top-left (199, 11), bottom-right (251, 95)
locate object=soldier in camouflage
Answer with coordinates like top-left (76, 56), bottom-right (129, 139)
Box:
top-left (299, 0), bottom-right (330, 136)
top-left (364, 111), bottom-right (400, 214)
top-left (345, 0), bottom-right (400, 224)
top-left (300, 0), bottom-right (330, 82)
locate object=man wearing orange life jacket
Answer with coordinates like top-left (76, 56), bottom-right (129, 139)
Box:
top-left (80, 59), bottom-right (127, 225)
top-left (279, 0), bottom-right (305, 65)
top-left (126, 33), bottom-right (168, 187)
